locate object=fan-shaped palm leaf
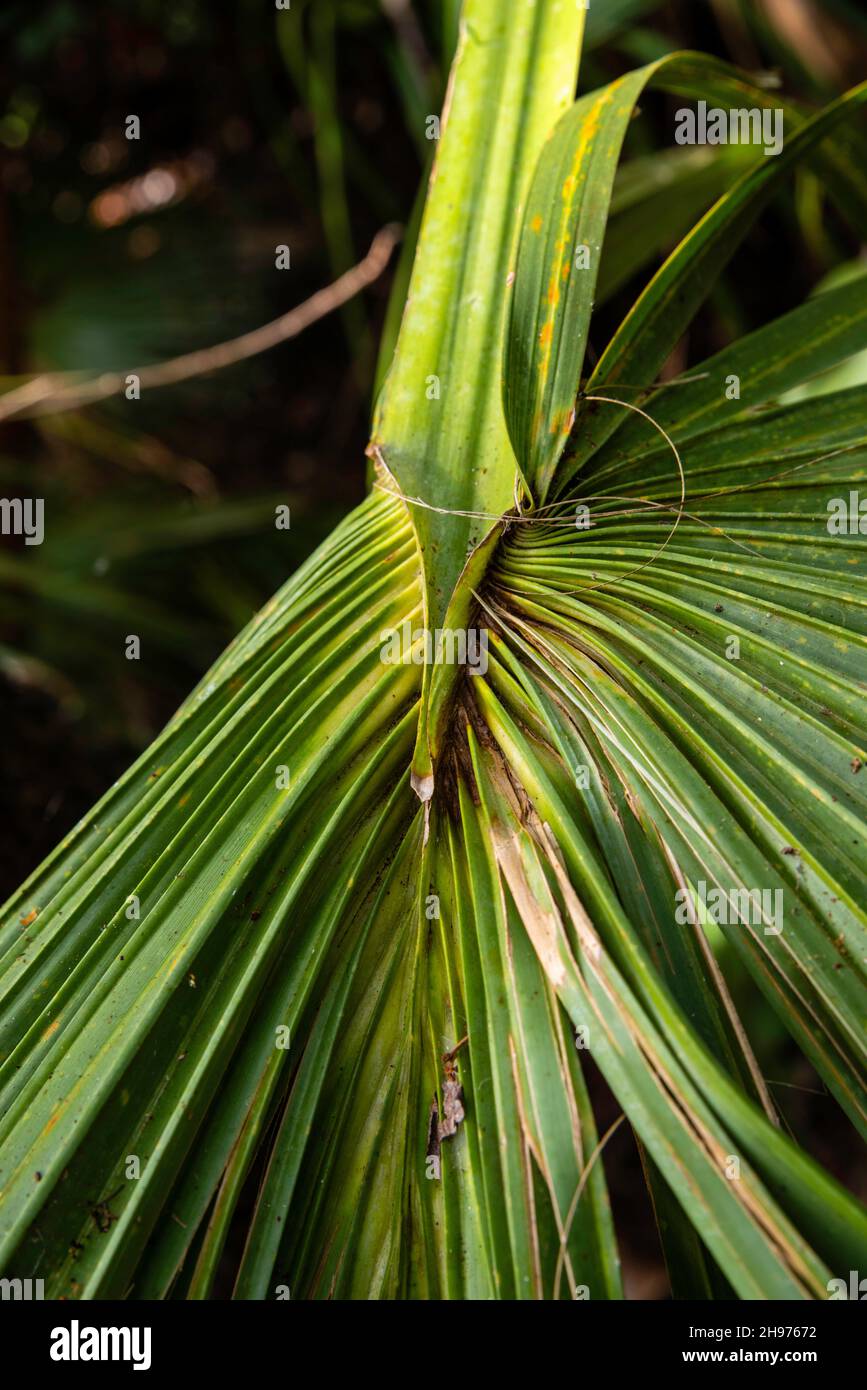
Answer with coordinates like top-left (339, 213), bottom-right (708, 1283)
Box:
top-left (1, 0), bottom-right (865, 1300)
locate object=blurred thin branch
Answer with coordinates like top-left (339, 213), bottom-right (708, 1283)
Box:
top-left (0, 224), bottom-right (402, 425)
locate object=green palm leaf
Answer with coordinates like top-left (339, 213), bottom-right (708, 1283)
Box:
top-left (1, 0), bottom-right (866, 1301)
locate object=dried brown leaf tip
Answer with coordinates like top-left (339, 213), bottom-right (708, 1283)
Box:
top-left (437, 1036), bottom-right (468, 1143)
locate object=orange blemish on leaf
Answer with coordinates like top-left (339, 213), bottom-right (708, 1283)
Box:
top-left (43, 1106), bottom-right (62, 1136)
top-left (20, 908), bottom-right (39, 927)
top-left (166, 947), bottom-right (187, 976)
top-left (530, 214), bottom-right (543, 233)
top-left (545, 403), bottom-right (576, 440)
top-left (178, 794), bottom-right (190, 808)
top-left (41, 1017), bottom-right (60, 1041)
top-left (538, 306), bottom-right (560, 378)
top-left (562, 101), bottom-right (604, 203)
top-left (546, 248), bottom-right (565, 309)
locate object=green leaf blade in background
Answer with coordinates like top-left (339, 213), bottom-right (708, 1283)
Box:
top-left (558, 77), bottom-right (867, 494)
top-left (504, 52), bottom-right (867, 502)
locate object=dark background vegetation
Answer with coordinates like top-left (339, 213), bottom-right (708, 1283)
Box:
top-left (1, 0), bottom-right (865, 1296)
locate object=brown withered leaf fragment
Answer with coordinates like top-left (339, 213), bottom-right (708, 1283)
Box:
top-left (437, 1040), bottom-right (467, 1143)
top-left (438, 1072), bottom-right (465, 1142)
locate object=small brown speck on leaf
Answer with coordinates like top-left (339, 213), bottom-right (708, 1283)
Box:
top-left (781, 846), bottom-right (796, 855)
top-left (90, 1187), bottom-right (122, 1234)
top-left (851, 757), bottom-right (863, 774)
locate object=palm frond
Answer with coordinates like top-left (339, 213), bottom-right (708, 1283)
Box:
top-left (2, 0), bottom-right (866, 1302)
